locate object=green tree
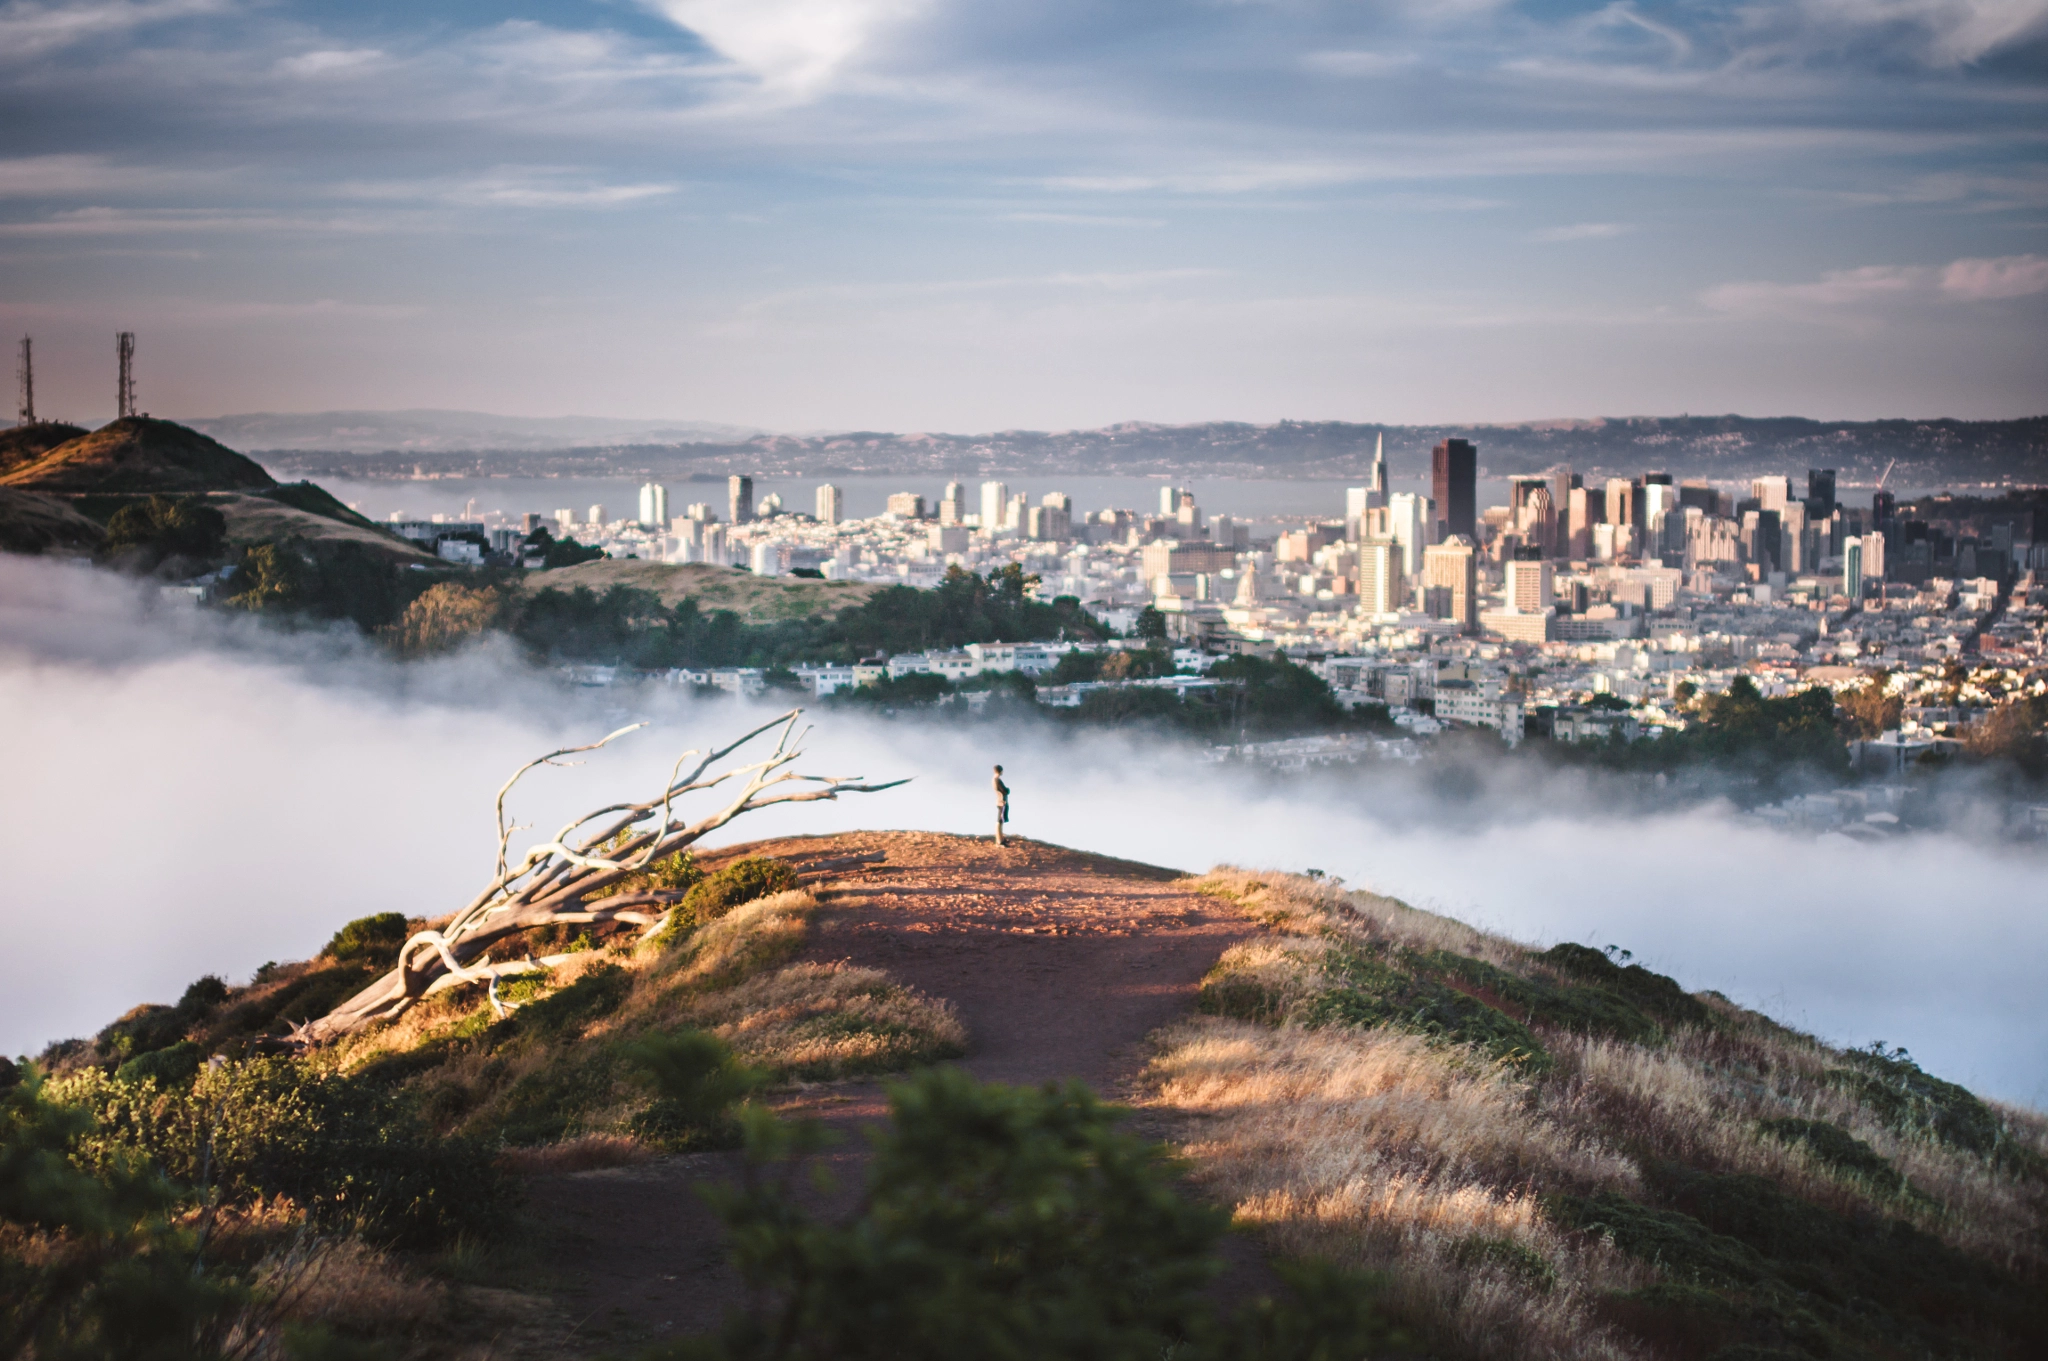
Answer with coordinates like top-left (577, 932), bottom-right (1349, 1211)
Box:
top-left (98, 495), bottom-right (228, 568)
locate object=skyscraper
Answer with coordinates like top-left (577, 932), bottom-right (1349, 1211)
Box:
top-left (1430, 439), bottom-right (1475, 542)
top-left (637, 482), bottom-right (668, 528)
top-left (938, 481), bottom-right (967, 525)
top-left (1806, 468), bottom-right (1837, 519)
top-left (1506, 555), bottom-right (1555, 614)
top-left (728, 475), bottom-right (754, 525)
top-left (1369, 432), bottom-right (1388, 504)
top-left (1843, 537), bottom-right (1864, 599)
top-left (815, 483), bottom-right (843, 525)
top-left (1423, 536), bottom-right (1477, 631)
top-left (1386, 492), bottom-right (1429, 580)
top-left (980, 480), bottom-right (1009, 533)
top-left (1356, 539), bottom-right (1398, 615)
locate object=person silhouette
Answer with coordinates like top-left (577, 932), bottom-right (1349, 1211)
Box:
top-left (993, 764), bottom-right (1010, 846)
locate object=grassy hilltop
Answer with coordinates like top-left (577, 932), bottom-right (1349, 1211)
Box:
top-left (5, 837), bottom-right (2044, 1360)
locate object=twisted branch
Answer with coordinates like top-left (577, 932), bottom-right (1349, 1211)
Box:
top-left (298, 709), bottom-right (905, 1044)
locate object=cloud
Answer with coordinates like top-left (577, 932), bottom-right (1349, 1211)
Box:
top-left (996, 211), bottom-right (1164, 228)
top-left (640, 0), bottom-right (927, 96)
top-left (276, 48), bottom-right (383, 78)
top-left (1702, 252), bottom-right (2048, 316)
top-left (1535, 221), bottom-right (1634, 241)
top-left (0, 206), bottom-right (390, 236)
top-left (0, 0), bottom-right (230, 60)
top-left (1751, 0), bottom-right (2048, 69)
top-left (1938, 252), bottom-right (2048, 300)
top-left (0, 153), bottom-right (185, 197)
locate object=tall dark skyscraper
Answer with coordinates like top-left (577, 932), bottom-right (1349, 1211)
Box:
top-left (1806, 468), bottom-right (1837, 519)
top-left (1431, 438), bottom-right (1476, 542)
top-left (728, 474), bottom-right (754, 525)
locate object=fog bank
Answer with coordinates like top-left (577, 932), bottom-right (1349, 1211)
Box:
top-left (3, 556), bottom-right (2041, 1109)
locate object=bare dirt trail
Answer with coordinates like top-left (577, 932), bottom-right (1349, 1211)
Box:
top-left (523, 831), bottom-right (1260, 1350)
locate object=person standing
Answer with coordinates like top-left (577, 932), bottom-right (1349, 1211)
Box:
top-left (992, 764), bottom-right (1010, 846)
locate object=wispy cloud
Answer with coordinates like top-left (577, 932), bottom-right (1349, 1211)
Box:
top-left (0, 0), bottom-right (230, 61)
top-left (1701, 253), bottom-right (2048, 316)
top-left (1534, 221), bottom-right (1634, 242)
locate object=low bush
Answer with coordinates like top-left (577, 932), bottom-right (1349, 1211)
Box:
top-left (1828, 1042), bottom-right (2012, 1162)
top-left (322, 912), bottom-right (409, 963)
top-left (681, 857), bottom-right (799, 925)
top-left (55, 1058), bottom-right (513, 1249)
top-left (1305, 944), bottom-right (1551, 1072)
top-left (1536, 943), bottom-right (1713, 1032)
top-left (1755, 1117), bottom-right (1907, 1197)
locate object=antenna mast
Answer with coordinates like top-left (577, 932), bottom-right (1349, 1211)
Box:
top-left (117, 331), bottom-right (136, 418)
top-left (14, 336), bottom-right (30, 426)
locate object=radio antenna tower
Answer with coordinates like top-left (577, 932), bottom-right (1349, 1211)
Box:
top-left (116, 331), bottom-right (136, 418)
top-left (14, 336), bottom-right (31, 426)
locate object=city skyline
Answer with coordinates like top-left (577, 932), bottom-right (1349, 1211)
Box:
top-left (1, 2), bottom-right (2044, 429)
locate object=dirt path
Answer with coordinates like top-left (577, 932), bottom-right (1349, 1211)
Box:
top-left (522, 832), bottom-right (1257, 1351)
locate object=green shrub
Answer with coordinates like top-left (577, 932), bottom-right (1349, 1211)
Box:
top-left (1304, 945), bottom-right (1550, 1071)
top-left (1413, 948), bottom-right (1662, 1044)
top-left (1827, 1042), bottom-right (2010, 1162)
top-left (1756, 1117), bottom-right (1907, 1196)
top-left (58, 1058), bottom-right (513, 1249)
top-left (1536, 943), bottom-right (1712, 1031)
top-left (1450, 1234), bottom-right (1556, 1291)
top-left (508, 963), bottom-right (632, 1043)
top-left (323, 912), bottom-right (410, 963)
top-left (668, 1068), bottom-right (1392, 1360)
top-left (625, 1029), bottom-right (765, 1151)
top-left (681, 857), bottom-right (799, 925)
top-left (114, 1041), bottom-right (203, 1087)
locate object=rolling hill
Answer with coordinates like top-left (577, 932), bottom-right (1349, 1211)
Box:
top-left (0, 416), bottom-right (277, 495)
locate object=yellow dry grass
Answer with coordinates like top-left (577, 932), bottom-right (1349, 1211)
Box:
top-left (691, 961), bottom-right (966, 1078)
top-left (1150, 1017), bottom-right (1647, 1361)
top-left (1152, 866), bottom-right (2048, 1357)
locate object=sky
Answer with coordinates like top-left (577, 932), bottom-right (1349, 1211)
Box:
top-left (1, 0), bottom-right (2045, 431)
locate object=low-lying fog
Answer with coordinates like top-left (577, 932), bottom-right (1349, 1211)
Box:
top-left (4, 556), bottom-right (2042, 1109)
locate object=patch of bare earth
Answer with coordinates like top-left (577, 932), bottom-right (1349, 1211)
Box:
top-left (521, 831), bottom-right (1260, 1350)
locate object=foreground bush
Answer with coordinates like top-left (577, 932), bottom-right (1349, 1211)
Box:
top-left (662, 1067), bottom-right (1393, 1361)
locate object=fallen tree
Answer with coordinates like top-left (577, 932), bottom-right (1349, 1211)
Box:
top-left (295, 710), bottom-right (904, 1044)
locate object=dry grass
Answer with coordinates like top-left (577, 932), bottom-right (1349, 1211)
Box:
top-left (655, 889), bottom-right (817, 992)
top-left (494, 1133), bottom-right (651, 1176)
top-left (691, 961), bottom-right (966, 1079)
top-left (1152, 866), bottom-right (2048, 1359)
top-left (1150, 1017), bottom-right (1646, 1361)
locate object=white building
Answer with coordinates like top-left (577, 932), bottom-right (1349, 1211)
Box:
top-left (638, 482), bottom-right (668, 528)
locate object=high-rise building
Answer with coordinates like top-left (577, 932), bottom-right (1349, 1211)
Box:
top-left (1356, 539), bottom-right (1398, 615)
top-left (554, 508), bottom-right (574, 534)
top-left (1370, 432), bottom-right (1389, 504)
top-left (1345, 485), bottom-right (1372, 540)
top-left (1006, 492), bottom-right (1027, 531)
top-left (637, 482), bottom-right (668, 528)
top-left (1843, 537), bottom-right (1865, 598)
top-left (1506, 555), bottom-right (1555, 614)
top-left (1160, 485), bottom-right (1192, 516)
top-left (1386, 492), bottom-right (1429, 580)
top-left (980, 480), bottom-right (1009, 532)
top-left (815, 483), bottom-right (843, 525)
top-left (587, 504), bottom-right (607, 527)
top-left (1431, 439), bottom-right (1476, 542)
top-left (728, 475), bottom-right (753, 525)
top-left (1605, 477), bottom-right (1634, 529)
top-left (1751, 475), bottom-right (1791, 513)
top-left (1861, 530), bottom-right (1885, 585)
top-left (939, 481), bottom-right (967, 525)
top-left (1566, 486), bottom-right (1595, 559)
top-left (1423, 536), bottom-right (1478, 631)
top-left (886, 492), bottom-right (925, 519)
top-left (1806, 468), bottom-right (1837, 519)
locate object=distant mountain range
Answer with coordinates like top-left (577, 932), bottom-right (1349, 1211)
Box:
top-left (219, 411), bottom-right (2048, 486)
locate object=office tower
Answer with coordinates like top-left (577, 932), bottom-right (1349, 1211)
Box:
top-left (1779, 501), bottom-right (1806, 573)
top-left (1605, 477), bottom-right (1634, 528)
top-left (1642, 482), bottom-right (1680, 559)
top-left (1369, 432), bottom-right (1389, 505)
top-left (1843, 538), bottom-right (1864, 598)
top-left (980, 480), bottom-right (1009, 531)
top-left (1345, 486), bottom-right (1372, 540)
top-left (886, 492), bottom-right (925, 519)
top-left (1386, 491), bottom-right (1429, 579)
top-left (1551, 465), bottom-right (1577, 533)
top-left (1511, 478), bottom-right (1555, 556)
top-left (1750, 475), bottom-right (1790, 512)
top-left (1749, 509), bottom-right (1782, 573)
top-left (728, 475), bottom-right (753, 525)
top-left (1872, 489), bottom-right (1896, 540)
top-left (1861, 530), bottom-right (1885, 585)
top-left (1506, 555), bottom-right (1554, 614)
top-left (939, 481), bottom-right (967, 525)
top-left (1430, 439), bottom-right (1476, 542)
top-left (1566, 486), bottom-right (1594, 559)
top-left (816, 483), bottom-right (843, 525)
top-left (1806, 468), bottom-right (1837, 519)
top-left (1423, 536), bottom-right (1478, 631)
top-left (1356, 539), bottom-right (1398, 615)
top-left (637, 482), bottom-right (668, 528)
top-left (1006, 493), bottom-right (1027, 531)
top-left (587, 504), bottom-right (607, 527)
top-left (522, 512), bottom-right (542, 533)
